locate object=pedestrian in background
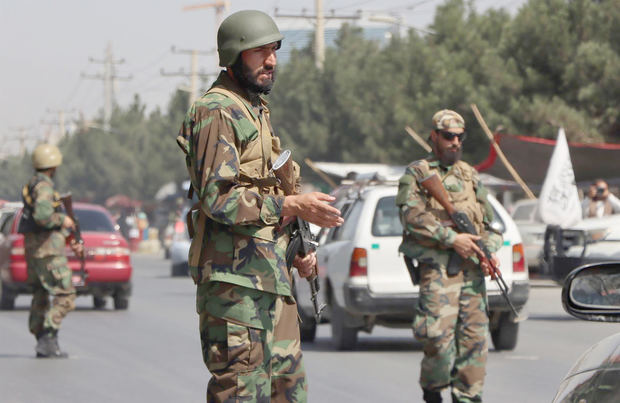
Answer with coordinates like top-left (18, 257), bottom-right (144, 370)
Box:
top-left (581, 179), bottom-right (620, 218)
top-left (176, 10), bottom-right (343, 402)
top-left (18, 144), bottom-right (83, 358)
top-left (396, 110), bottom-right (503, 403)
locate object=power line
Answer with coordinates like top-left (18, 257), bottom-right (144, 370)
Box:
top-left (82, 42), bottom-right (132, 131)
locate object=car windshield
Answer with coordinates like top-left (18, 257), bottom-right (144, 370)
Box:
top-left (75, 209), bottom-right (116, 232)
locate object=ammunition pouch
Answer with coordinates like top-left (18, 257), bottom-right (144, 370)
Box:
top-left (446, 252), bottom-right (463, 276)
top-left (403, 256), bottom-right (420, 285)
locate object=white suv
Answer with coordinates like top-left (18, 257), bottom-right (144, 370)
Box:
top-left (294, 182), bottom-right (530, 351)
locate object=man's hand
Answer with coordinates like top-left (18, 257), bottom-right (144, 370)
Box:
top-left (70, 239), bottom-right (84, 258)
top-left (282, 192), bottom-right (344, 228)
top-left (62, 215), bottom-right (76, 231)
top-left (294, 252), bottom-right (317, 278)
top-left (452, 233), bottom-right (483, 260)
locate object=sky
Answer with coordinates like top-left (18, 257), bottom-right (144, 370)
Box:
top-left (0, 0), bottom-right (526, 155)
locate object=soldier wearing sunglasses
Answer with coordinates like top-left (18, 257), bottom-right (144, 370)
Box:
top-left (396, 110), bottom-right (502, 403)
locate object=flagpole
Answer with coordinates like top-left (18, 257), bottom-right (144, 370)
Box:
top-left (405, 126), bottom-right (432, 153)
top-left (471, 104), bottom-right (537, 200)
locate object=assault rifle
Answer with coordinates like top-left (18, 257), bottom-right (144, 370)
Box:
top-left (420, 174), bottom-right (520, 318)
top-left (60, 193), bottom-right (87, 287)
top-left (273, 150), bottom-right (326, 321)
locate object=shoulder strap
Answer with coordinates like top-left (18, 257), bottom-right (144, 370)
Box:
top-left (207, 87), bottom-right (260, 132)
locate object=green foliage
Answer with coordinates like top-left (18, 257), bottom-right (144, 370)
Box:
top-left (270, 0), bottom-right (619, 169)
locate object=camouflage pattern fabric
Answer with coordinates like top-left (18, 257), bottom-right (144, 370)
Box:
top-left (27, 255), bottom-right (76, 336)
top-left (177, 71), bottom-right (307, 401)
top-left (396, 154), bottom-right (502, 402)
top-left (413, 260), bottom-right (487, 403)
top-left (23, 173), bottom-right (69, 258)
top-left (21, 173), bottom-right (75, 336)
top-left (199, 282), bottom-right (307, 403)
top-left (176, 71), bottom-right (294, 297)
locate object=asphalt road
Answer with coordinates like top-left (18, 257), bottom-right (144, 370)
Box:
top-left (1, 254), bottom-right (618, 403)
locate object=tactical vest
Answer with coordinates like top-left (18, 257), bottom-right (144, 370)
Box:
top-left (17, 177), bottom-right (62, 234)
top-left (417, 159), bottom-right (485, 237)
top-left (183, 86), bottom-right (286, 270)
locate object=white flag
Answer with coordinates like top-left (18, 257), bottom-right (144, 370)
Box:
top-left (538, 128), bottom-right (582, 227)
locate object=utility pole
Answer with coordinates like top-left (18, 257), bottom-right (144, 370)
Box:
top-left (43, 109), bottom-right (76, 144)
top-left (274, 6), bottom-right (361, 70)
top-left (183, 1), bottom-right (231, 70)
top-left (82, 42), bottom-right (132, 132)
top-left (161, 46), bottom-right (216, 105)
top-left (8, 126), bottom-right (35, 156)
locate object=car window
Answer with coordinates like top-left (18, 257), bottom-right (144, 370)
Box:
top-left (333, 200), bottom-right (363, 241)
top-left (490, 204), bottom-right (506, 234)
top-left (371, 196), bottom-right (402, 237)
top-left (512, 204), bottom-right (535, 221)
top-left (324, 202), bottom-right (352, 243)
top-left (75, 209), bottom-right (116, 232)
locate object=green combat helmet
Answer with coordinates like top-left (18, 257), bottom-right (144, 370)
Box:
top-left (217, 10), bottom-right (284, 67)
top-left (32, 143), bottom-right (63, 169)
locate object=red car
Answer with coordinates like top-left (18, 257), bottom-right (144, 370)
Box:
top-left (0, 202), bottom-right (132, 310)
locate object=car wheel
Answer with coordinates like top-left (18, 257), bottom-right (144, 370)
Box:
top-left (0, 284), bottom-right (16, 310)
top-left (330, 302), bottom-right (358, 350)
top-left (113, 295), bottom-right (129, 310)
top-left (491, 311), bottom-right (519, 351)
top-left (93, 296), bottom-right (106, 309)
top-left (171, 262), bottom-right (188, 277)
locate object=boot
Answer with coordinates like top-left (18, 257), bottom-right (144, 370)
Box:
top-left (35, 330), bottom-right (68, 358)
top-left (423, 388), bottom-right (442, 403)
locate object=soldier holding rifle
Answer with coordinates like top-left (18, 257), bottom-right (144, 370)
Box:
top-left (396, 110), bottom-right (503, 403)
top-left (18, 144), bottom-right (83, 358)
top-left (176, 10), bottom-right (343, 402)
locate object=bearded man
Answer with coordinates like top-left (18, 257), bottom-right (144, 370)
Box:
top-left (395, 110), bottom-right (503, 403)
top-left (176, 10), bottom-right (343, 403)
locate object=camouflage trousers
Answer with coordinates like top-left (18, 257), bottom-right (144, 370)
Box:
top-left (412, 260), bottom-right (488, 403)
top-left (198, 282), bottom-right (307, 403)
top-left (26, 255), bottom-right (76, 337)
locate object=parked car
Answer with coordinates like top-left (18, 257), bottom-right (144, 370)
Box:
top-left (543, 214), bottom-right (620, 284)
top-left (0, 203), bottom-right (132, 310)
top-left (293, 181), bottom-right (530, 351)
top-left (510, 199), bottom-right (546, 272)
top-left (553, 262), bottom-right (620, 402)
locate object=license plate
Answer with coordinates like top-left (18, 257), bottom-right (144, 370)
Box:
top-left (72, 275), bottom-right (83, 285)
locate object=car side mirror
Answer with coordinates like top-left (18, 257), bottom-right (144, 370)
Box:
top-left (561, 262), bottom-right (620, 322)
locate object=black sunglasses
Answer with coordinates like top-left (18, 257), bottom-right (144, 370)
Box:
top-left (437, 130), bottom-right (467, 142)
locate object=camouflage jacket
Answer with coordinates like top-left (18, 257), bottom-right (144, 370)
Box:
top-left (22, 173), bottom-right (69, 258)
top-left (396, 154), bottom-right (503, 268)
top-left (176, 71), bottom-right (295, 297)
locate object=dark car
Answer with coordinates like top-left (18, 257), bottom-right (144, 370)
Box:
top-left (553, 262), bottom-right (620, 402)
top-left (0, 203), bottom-right (132, 310)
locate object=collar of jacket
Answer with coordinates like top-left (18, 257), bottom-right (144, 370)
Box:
top-left (35, 171), bottom-right (54, 186)
top-left (211, 70), bottom-right (269, 109)
top-left (425, 153), bottom-right (455, 172)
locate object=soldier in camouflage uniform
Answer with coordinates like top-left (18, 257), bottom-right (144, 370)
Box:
top-left (18, 144), bottom-right (83, 358)
top-left (176, 10), bottom-right (343, 403)
top-left (396, 110), bottom-right (503, 403)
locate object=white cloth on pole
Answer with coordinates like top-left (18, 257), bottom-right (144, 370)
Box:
top-left (538, 128), bottom-right (582, 227)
